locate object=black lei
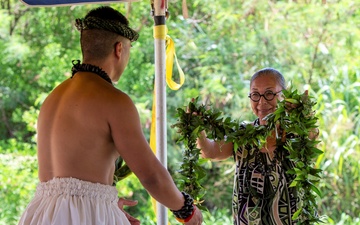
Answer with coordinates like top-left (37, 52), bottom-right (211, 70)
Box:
top-left (71, 60), bottom-right (113, 85)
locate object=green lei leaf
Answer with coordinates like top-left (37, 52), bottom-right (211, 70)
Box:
top-left (172, 88), bottom-right (323, 224)
top-left (113, 157), bottom-right (132, 186)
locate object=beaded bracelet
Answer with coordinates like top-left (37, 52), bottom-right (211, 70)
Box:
top-left (174, 206), bottom-right (196, 223)
top-left (170, 192), bottom-right (195, 223)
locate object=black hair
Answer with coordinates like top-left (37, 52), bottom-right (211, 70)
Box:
top-left (84, 6), bottom-right (129, 26)
top-left (80, 6), bottom-right (129, 61)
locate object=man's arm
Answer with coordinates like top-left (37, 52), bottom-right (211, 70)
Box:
top-left (109, 94), bottom-right (184, 209)
top-left (108, 93), bottom-right (202, 225)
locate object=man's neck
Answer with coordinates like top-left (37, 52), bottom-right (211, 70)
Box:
top-left (82, 59), bottom-right (115, 82)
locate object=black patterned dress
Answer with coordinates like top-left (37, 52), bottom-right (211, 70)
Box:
top-left (232, 120), bottom-right (299, 225)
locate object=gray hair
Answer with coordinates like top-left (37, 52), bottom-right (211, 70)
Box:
top-left (250, 68), bottom-right (286, 90)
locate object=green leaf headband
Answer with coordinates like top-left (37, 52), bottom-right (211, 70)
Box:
top-left (75, 16), bottom-right (139, 42)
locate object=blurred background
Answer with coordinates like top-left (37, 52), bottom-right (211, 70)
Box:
top-left (0, 0), bottom-right (359, 224)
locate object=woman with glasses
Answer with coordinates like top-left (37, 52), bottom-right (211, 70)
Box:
top-left (198, 68), bottom-right (301, 225)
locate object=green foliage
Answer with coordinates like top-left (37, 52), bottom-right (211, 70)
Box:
top-left (0, 153), bottom-right (38, 225)
top-left (312, 73), bottom-right (360, 222)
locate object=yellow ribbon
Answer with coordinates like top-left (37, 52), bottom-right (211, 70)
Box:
top-left (150, 24), bottom-right (185, 224)
top-left (153, 25), bottom-right (185, 90)
top-left (165, 35), bottom-right (185, 90)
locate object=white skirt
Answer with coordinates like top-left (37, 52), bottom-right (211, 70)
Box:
top-left (18, 177), bottom-right (131, 225)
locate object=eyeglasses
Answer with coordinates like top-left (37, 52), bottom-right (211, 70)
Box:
top-left (248, 90), bottom-right (282, 102)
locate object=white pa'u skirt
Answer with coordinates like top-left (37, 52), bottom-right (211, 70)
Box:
top-left (18, 177), bottom-right (131, 225)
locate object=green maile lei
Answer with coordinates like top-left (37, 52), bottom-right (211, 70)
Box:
top-left (171, 87), bottom-right (323, 224)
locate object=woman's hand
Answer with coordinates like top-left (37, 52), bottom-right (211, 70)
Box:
top-left (309, 128), bottom-right (320, 140)
top-left (284, 90), bottom-right (319, 140)
top-left (285, 90), bottom-right (309, 110)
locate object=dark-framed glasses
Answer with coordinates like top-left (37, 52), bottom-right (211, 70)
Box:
top-left (248, 90), bottom-right (282, 102)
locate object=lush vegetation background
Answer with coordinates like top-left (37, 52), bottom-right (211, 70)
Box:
top-left (1, 0), bottom-right (359, 224)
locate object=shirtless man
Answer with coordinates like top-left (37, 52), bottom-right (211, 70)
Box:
top-left (19, 6), bottom-right (202, 225)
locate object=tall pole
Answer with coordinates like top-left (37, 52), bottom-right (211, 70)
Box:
top-left (152, 0), bottom-right (168, 224)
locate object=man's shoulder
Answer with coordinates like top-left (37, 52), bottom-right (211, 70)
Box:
top-left (101, 87), bottom-right (138, 117)
top-left (107, 87), bottom-right (134, 105)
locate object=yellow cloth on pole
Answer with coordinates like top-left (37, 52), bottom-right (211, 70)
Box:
top-left (153, 25), bottom-right (185, 91)
top-left (149, 90), bottom-right (158, 215)
top-left (165, 35), bottom-right (185, 91)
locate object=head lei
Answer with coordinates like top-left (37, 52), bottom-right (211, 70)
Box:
top-left (75, 16), bottom-right (139, 42)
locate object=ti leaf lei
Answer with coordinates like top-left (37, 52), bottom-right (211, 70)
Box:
top-left (172, 87), bottom-right (323, 224)
top-left (113, 157), bottom-right (132, 186)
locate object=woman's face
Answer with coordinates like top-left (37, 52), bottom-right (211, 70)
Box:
top-left (249, 75), bottom-right (283, 125)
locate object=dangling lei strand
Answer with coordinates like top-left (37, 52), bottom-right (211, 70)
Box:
top-left (71, 60), bottom-right (113, 85)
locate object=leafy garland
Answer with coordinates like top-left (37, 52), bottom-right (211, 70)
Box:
top-left (113, 157), bottom-right (132, 186)
top-left (172, 88), bottom-right (323, 224)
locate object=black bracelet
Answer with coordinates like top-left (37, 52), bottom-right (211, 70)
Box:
top-left (170, 192), bottom-right (194, 219)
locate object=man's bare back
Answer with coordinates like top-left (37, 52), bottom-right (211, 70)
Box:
top-left (37, 72), bottom-right (123, 185)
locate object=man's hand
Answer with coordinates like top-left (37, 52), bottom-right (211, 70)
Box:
top-left (184, 205), bottom-right (203, 225)
top-left (118, 198), bottom-right (140, 225)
